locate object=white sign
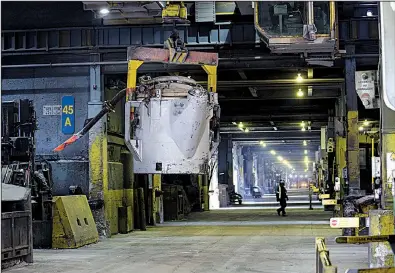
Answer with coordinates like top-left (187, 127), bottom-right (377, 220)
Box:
top-left (43, 105), bottom-right (61, 116)
top-left (330, 217), bottom-right (359, 228)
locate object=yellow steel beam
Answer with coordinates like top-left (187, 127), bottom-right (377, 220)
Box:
top-left (202, 65), bottom-right (217, 93)
top-left (126, 60), bottom-right (143, 100)
top-left (152, 174), bottom-right (162, 225)
top-left (203, 175), bottom-right (209, 211)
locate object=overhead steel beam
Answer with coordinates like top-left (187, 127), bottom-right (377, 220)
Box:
top-left (199, 78), bottom-right (344, 86)
top-left (1, 24), bottom-right (259, 53)
top-left (221, 129), bottom-right (321, 134)
top-left (221, 113), bottom-right (329, 122)
top-left (219, 89), bottom-right (340, 100)
top-left (237, 70), bottom-right (258, 97)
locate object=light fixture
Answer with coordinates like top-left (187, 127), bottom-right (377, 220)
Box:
top-left (363, 119), bottom-right (369, 126)
top-left (297, 89), bottom-right (304, 97)
top-left (283, 160), bottom-right (288, 164)
top-left (303, 140), bottom-right (307, 146)
top-left (277, 156), bottom-right (283, 161)
top-left (304, 156), bottom-right (308, 162)
top-left (270, 150), bottom-right (276, 155)
top-left (232, 122), bottom-right (237, 125)
top-left (289, 174), bottom-right (293, 178)
top-left (273, 126), bottom-right (278, 131)
top-left (366, 10), bottom-right (373, 17)
top-left (305, 174), bottom-right (308, 178)
top-left (259, 140), bottom-right (266, 147)
top-left (238, 122), bottom-right (244, 128)
top-left (359, 126), bottom-right (364, 132)
top-left (296, 73), bottom-right (303, 83)
top-left (300, 121), bottom-right (305, 127)
top-left (99, 8), bottom-right (110, 15)
top-left (301, 127), bottom-right (306, 131)
top-left (244, 128), bottom-right (250, 133)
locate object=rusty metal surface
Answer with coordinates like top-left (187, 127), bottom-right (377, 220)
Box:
top-left (347, 111), bottom-right (360, 191)
top-left (127, 47), bottom-right (218, 66)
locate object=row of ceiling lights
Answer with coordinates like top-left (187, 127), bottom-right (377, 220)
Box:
top-left (259, 141), bottom-right (294, 171)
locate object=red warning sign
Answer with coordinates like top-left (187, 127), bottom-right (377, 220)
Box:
top-left (330, 219), bottom-right (338, 227)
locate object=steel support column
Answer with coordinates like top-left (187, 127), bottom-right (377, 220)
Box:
top-left (88, 56), bottom-right (110, 237)
top-left (345, 45), bottom-right (361, 194)
top-left (381, 103), bottom-right (395, 210)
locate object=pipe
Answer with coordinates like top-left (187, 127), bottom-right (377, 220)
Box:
top-left (220, 130), bottom-right (321, 134)
top-left (198, 78), bottom-right (344, 86)
top-left (1, 61), bottom-right (128, 69)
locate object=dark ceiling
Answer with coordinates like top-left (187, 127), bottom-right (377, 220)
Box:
top-left (1, 1), bottom-right (380, 172)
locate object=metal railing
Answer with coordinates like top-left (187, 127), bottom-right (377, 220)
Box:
top-left (316, 237), bottom-right (337, 273)
top-left (316, 236), bottom-right (395, 273)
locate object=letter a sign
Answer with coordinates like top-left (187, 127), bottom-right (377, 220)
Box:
top-left (61, 96), bottom-right (75, 134)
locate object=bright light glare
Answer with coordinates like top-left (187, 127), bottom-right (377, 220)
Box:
top-left (296, 73), bottom-right (303, 83)
top-left (232, 122), bottom-right (237, 125)
top-left (100, 8), bottom-right (110, 15)
top-left (244, 128), bottom-right (249, 133)
top-left (304, 150), bottom-right (307, 155)
top-left (238, 122), bottom-right (244, 128)
top-left (259, 140), bottom-right (266, 147)
top-left (297, 89), bottom-right (304, 97)
top-left (301, 127), bottom-right (306, 131)
top-left (270, 150), bottom-right (276, 155)
top-left (277, 156), bottom-right (283, 161)
top-left (300, 121), bottom-right (305, 127)
top-left (289, 174), bottom-right (293, 178)
top-left (363, 119), bottom-right (369, 126)
top-left (359, 126), bottom-right (364, 131)
top-left (303, 140), bottom-right (307, 146)
top-left (366, 10), bottom-right (373, 16)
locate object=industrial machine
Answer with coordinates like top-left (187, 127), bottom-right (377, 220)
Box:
top-left (2, 100), bottom-right (98, 254)
top-left (254, 1), bottom-right (337, 66)
top-left (162, 1), bottom-right (188, 24)
top-left (1, 100), bottom-right (39, 266)
top-left (1, 100), bottom-right (53, 246)
top-left (125, 75), bottom-right (219, 174)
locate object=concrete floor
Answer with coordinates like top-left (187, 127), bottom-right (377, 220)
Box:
top-left (6, 209), bottom-right (368, 273)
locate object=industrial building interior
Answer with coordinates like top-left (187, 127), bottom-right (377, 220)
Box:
top-left (1, 1), bottom-right (395, 272)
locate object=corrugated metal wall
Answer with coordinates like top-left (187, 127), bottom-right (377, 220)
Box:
top-left (2, 67), bottom-right (90, 195)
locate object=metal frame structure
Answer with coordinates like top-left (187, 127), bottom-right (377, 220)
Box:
top-left (125, 46), bottom-right (218, 216)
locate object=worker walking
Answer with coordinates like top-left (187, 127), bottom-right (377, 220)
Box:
top-left (276, 180), bottom-right (289, 216)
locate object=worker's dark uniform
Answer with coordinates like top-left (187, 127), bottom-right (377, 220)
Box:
top-left (276, 184), bottom-right (288, 216)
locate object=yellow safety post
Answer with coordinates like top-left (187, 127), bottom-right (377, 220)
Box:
top-left (369, 210), bottom-right (394, 268)
top-left (152, 174), bottom-right (163, 225)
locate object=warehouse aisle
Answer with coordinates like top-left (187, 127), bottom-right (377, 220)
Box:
top-left (6, 209), bottom-right (367, 273)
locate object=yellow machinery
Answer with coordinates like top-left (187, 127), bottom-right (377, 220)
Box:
top-left (162, 2), bottom-right (188, 24)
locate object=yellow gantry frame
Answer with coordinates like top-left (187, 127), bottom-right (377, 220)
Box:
top-left (126, 60), bottom-right (218, 218)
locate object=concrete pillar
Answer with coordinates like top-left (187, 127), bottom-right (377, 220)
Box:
top-left (368, 210), bottom-right (394, 267)
top-left (345, 44), bottom-right (361, 194)
top-left (88, 60), bottom-right (110, 237)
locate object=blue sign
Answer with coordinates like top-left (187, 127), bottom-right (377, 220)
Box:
top-left (61, 96), bottom-right (75, 134)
